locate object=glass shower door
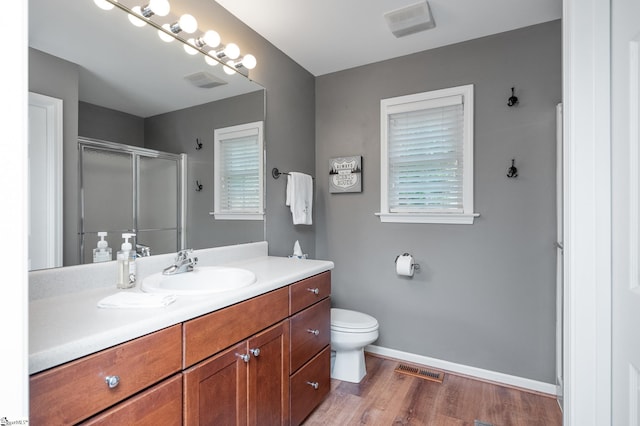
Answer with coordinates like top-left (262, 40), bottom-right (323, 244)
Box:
top-left (137, 155), bottom-right (181, 258)
top-left (79, 139), bottom-right (184, 264)
top-left (80, 145), bottom-right (134, 263)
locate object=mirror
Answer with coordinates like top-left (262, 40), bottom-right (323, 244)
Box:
top-left (28, 0), bottom-right (266, 270)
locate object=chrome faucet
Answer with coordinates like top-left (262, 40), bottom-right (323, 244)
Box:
top-left (136, 243), bottom-right (151, 258)
top-left (163, 249), bottom-right (198, 275)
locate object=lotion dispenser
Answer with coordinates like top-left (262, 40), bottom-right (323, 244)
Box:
top-left (93, 232), bottom-right (112, 263)
top-left (116, 233), bottom-right (136, 289)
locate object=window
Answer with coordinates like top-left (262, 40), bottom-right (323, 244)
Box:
top-left (377, 84), bottom-right (477, 224)
top-left (213, 121), bottom-right (264, 220)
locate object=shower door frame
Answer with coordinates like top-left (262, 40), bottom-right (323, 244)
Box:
top-left (78, 137), bottom-right (186, 263)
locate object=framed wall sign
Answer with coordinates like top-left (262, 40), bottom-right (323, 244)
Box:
top-left (329, 156), bottom-right (362, 193)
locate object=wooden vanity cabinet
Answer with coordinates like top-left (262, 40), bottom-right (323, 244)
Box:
top-left (29, 325), bottom-right (182, 425)
top-left (288, 272), bottom-right (332, 426)
top-left (183, 321), bottom-right (290, 425)
top-left (30, 271), bottom-right (332, 425)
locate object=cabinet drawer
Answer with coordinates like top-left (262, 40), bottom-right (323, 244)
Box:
top-left (290, 346), bottom-right (331, 426)
top-left (81, 374), bottom-right (182, 425)
top-left (289, 271), bottom-right (331, 315)
top-left (30, 325), bottom-right (182, 425)
top-left (183, 287), bottom-right (289, 367)
top-left (290, 297), bottom-right (331, 373)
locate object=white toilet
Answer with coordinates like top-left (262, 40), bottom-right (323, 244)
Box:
top-left (330, 308), bottom-right (379, 383)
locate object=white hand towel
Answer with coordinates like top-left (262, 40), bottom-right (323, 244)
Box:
top-left (286, 172), bottom-right (313, 225)
top-left (97, 292), bottom-right (177, 309)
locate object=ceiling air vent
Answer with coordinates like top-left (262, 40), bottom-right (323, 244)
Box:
top-left (184, 71), bottom-right (228, 89)
top-left (384, 1), bottom-right (436, 38)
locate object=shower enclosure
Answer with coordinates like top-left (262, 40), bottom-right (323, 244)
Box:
top-left (79, 138), bottom-right (186, 264)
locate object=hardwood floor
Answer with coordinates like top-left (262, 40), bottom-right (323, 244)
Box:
top-left (302, 354), bottom-right (562, 426)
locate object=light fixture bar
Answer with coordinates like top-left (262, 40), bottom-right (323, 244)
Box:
top-left (100, 0), bottom-right (251, 77)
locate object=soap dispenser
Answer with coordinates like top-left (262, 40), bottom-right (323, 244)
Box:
top-left (93, 232), bottom-right (112, 263)
top-left (116, 233), bottom-right (136, 289)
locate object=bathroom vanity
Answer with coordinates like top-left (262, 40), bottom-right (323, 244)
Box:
top-left (28, 242), bottom-right (333, 425)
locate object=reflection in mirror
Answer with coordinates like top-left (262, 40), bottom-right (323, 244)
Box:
top-left (28, 0), bottom-right (266, 270)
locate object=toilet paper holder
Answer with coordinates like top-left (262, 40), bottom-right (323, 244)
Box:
top-left (394, 253), bottom-right (420, 271)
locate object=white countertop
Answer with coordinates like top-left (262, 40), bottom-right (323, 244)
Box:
top-left (29, 254), bottom-right (333, 375)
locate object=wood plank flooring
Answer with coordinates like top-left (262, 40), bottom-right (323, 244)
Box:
top-left (302, 354), bottom-right (562, 426)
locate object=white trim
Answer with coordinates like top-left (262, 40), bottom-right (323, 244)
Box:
top-left (375, 212), bottom-right (478, 224)
top-left (213, 120), bottom-right (264, 219)
top-left (366, 345), bottom-right (557, 396)
top-left (562, 0), bottom-right (612, 424)
top-left (29, 92), bottom-right (63, 269)
top-left (379, 84), bottom-right (475, 224)
top-left (2, 0), bottom-right (28, 415)
top-left (209, 212), bottom-right (265, 221)
top-left (629, 37), bottom-right (640, 291)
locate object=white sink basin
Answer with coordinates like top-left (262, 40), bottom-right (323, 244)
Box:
top-left (141, 266), bottom-right (257, 295)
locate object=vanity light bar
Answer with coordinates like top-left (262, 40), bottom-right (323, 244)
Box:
top-left (96, 0), bottom-right (256, 75)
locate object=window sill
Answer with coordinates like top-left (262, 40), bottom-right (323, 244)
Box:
top-left (209, 212), bottom-right (265, 221)
top-left (375, 212), bottom-right (479, 224)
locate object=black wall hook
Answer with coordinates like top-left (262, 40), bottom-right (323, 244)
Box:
top-left (507, 159), bottom-right (518, 178)
top-left (195, 180), bottom-right (203, 191)
top-left (507, 87), bottom-right (519, 107)
top-left (195, 138), bottom-right (203, 150)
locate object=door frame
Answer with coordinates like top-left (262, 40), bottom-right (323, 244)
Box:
top-left (562, 0), bottom-right (613, 424)
top-left (29, 92), bottom-right (63, 270)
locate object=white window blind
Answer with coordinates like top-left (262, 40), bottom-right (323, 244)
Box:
top-left (378, 85), bottom-right (477, 224)
top-left (213, 121), bottom-right (264, 220)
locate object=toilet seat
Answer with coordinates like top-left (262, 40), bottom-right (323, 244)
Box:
top-left (331, 308), bottom-right (379, 333)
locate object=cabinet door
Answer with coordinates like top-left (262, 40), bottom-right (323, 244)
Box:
top-left (247, 321), bottom-right (290, 426)
top-left (184, 342), bottom-right (248, 426)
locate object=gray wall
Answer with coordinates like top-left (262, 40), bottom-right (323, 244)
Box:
top-left (315, 21), bottom-right (561, 383)
top-left (78, 101), bottom-right (144, 147)
top-left (145, 91), bottom-right (265, 250)
top-left (192, 2), bottom-right (317, 258)
top-left (29, 48), bottom-right (80, 266)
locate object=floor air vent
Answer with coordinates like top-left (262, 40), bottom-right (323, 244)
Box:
top-left (394, 363), bottom-right (444, 383)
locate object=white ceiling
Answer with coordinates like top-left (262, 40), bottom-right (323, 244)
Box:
top-left (29, 0), bottom-right (561, 116)
top-left (215, 0), bottom-right (562, 76)
top-left (29, 0), bottom-right (262, 117)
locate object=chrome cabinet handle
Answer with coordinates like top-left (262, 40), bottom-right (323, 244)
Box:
top-left (307, 329), bottom-right (320, 336)
top-left (307, 287), bottom-right (320, 295)
top-left (306, 381), bottom-right (319, 390)
top-left (105, 375), bottom-right (120, 389)
top-left (250, 348), bottom-right (261, 357)
top-left (236, 353), bottom-right (250, 363)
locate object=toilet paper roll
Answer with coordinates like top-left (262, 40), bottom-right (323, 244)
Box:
top-left (396, 254), bottom-right (414, 277)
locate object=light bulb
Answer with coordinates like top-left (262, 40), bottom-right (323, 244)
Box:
top-left (94, 0), bottom-right (115, 11)
top-left (158, 24), bottom-right (174, 42)
top-left (205, 51), bottom-right (219, 66)
top-left (223, 61), bottom-right (237, 75)
top-left (183, 39), bottom-right (199, 55)
top-left (148, 0), bottom-right (170, 16)
top-left (128, 6), bottom-right (146, 27)
top-left (224, 43), bottom-right (240, 60)
top-left (178, 14), bottom-right (198, 33)
top-left (240, 54), bottom-right (257, 70)
top-left (202, 30), bottom-right (221, 48)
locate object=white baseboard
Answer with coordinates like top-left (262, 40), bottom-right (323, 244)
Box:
top-left (365, 344), bottom-right (557, 396)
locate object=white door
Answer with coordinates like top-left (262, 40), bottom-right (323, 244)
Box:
top-left (28, 92), bottom-right (63, 270)
top-left (611, 0), bottom-right (640, 423)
